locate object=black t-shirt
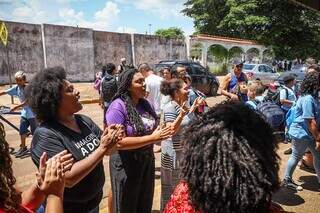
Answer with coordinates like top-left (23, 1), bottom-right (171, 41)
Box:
top-left (31, 114), bottom-right (104, 213)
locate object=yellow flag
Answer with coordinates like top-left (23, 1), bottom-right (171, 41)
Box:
top-left (0, 22), bottom-right (8, 46)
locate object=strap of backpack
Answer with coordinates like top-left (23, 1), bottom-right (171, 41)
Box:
top-left (285, 88), bottom-right (289, 100)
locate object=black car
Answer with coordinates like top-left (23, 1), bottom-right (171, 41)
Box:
top-left (154, 60), bottom-right (219, 96)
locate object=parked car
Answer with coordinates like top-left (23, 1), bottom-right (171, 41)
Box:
top-left (154, 60), bottom-right (219, 96)
top-left (242, 63), bottom-right (280, 85)
top-left (291, 64), bottom-right (307, 73)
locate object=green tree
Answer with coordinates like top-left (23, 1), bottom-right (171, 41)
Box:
top-left (182, 0), bottom-right (320, 59)
top-left (155, 27), bottom-right (185, 39)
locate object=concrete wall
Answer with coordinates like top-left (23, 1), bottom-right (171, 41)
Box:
top-left (0, 21), bottom-right (187, 84)
top-left (44, 24), bottom-right (95, 81)
top-left (93, 31), bottom-right (132, 74)
top-left (134, 34), bottom-right (187, 66)
top-left (0, 21), bottom-right (44, 84)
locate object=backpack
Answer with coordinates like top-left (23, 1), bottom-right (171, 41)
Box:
top-left (265, 87), bottom-right (288, 106)
top-left (101, 75), bottom-right (118, 103)
top-left (254, 99), bottom-right (285, 130)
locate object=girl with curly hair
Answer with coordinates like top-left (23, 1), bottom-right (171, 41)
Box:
top-left (160, 79), bottom-right (202, 210)
top-left (0, 121), bottom-right (70, 213)
top-left (26, 66), bottom-right (124, 213)
top-left (283, 71), bottom-right (320, 191)
top-left (163, 101), bottom-right (282, 213)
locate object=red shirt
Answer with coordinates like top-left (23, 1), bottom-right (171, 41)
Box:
top-left (163, 181), bottom-right (286, 213)
top-left (163, 181), bottom-right (200, 213)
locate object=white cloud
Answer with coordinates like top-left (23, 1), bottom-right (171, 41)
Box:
top-left (115, 0), bottom-right (185, 19)
top-left (58, 8), bottom-right (84, 26)
top-left (58, 1), bottom-right (120, 31)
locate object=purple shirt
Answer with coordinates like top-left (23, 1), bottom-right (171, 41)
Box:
top-left (106, 98), bottom-right (157, 137)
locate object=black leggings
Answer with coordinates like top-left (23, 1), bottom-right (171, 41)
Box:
top-left (109, 148), bottom-right (155, 213)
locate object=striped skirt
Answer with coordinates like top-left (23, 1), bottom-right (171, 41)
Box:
top-left (160, 138), bottom-right (183, 212)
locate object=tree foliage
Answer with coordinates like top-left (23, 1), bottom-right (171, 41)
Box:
top-left (155, 27), bottom-right (185, 39)
top-left (182, 0), bottom-right (320, 59)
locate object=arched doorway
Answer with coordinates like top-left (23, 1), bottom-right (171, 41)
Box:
top-left (246, 48), bottom-right (260, 63)
top-left (190, 42), bottom-right (203, 63)
top-left (207, 44), bottom-right (229, 75)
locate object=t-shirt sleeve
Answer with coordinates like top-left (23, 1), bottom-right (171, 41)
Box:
top-left (5, 86), bottom-right (18, 97)
top-left (163, 104), bottom-right (178, 123)
top-left (79, 114), bottom-right (102, 139)
top-left (31, 126), bottom-right (66, 168)
top-left (106, 102), bottom-right (126, 126)
top-left (301, 96), bottom-right (316, 119)
top-left (279, 88), bottom-right (287, 100)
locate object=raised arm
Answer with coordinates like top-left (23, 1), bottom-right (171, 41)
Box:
top-left (218, 74), bottom-right (238, 100)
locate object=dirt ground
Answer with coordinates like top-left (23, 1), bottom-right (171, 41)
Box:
top-left (0, 83), bottom-right (319, 213)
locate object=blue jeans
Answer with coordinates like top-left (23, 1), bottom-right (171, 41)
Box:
top-left (284, 139), bottom-right (320, 182)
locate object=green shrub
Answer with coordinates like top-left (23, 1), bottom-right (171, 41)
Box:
top-left (210, 63), bottom-right (228, 76)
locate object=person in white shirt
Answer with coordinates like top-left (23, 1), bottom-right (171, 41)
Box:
top-left (139, 63), bottom-right (164, 153)
top-left (280, 74), bottom-right (297, 114)
top-left (139, 63), bottom-right (163, 116)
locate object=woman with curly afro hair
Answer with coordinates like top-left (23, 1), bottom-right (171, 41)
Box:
top-left (25, 66), bottom-right (123, 213)
top-left (163, 101), bottom-right (282, 213)
top-left (283, 71), bottom-right (320, 191)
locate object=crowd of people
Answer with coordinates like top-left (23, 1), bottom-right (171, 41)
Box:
top-left (0, 57), bottom-right (320, 213)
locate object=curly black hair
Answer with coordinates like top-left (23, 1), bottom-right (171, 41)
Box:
top-left (300, 71), bottom-right (320, 97)
top-left (113, 68), bottom-right (157, 136)
top-left (181, 101), bottom-right (280, 213)
top-left (0, 122), bottom-right (22, 211)
top-left (25, 66), bottom-right (66, 122)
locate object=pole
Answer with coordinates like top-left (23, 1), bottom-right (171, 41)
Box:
top-left (5, 47), bottom-right (13, 104)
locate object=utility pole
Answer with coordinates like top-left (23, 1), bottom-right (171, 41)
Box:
top-left (148, 24), bottom-right (152, 35)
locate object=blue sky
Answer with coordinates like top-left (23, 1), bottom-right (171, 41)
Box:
top-left (0, 0), bottom-right (195, 35)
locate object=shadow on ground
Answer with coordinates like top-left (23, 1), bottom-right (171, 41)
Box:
top-left (298, 175), bottom-right (320, 192)
top-left (273, 187), bottom-right (305, 206)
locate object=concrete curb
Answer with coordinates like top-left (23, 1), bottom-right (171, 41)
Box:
top-left (79, 99), bottom-right (100, 104)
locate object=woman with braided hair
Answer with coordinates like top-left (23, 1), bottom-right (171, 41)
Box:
top-left (163, 101), bottom-right (283, 213)
top-left (106, 68), bottom-right (173, 213)
top-left (0, 121), bottom-right (72, 213)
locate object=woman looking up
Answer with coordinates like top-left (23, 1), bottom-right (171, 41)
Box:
top-left (160, 79), bottom-right (202, 210)
top-left (26, 66), bottom-right (123, 213)
top-left (106, 68), bottom-right (172, 213)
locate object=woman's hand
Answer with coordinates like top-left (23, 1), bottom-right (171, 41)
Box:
top-left (189, 97), bottom-right (204, 113)
top-left (178, 101), bottom-right (189, 117)
top-left (36, 153), bottom-right (65, 198)
top-left (151, 125), bottom-right (173, 141)
top-left (100, 124), bottom-right (124, 153)
top-left (36, 151), bottom-right (73, 191)
top-left (229, 93), bottom-right (239, 101)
